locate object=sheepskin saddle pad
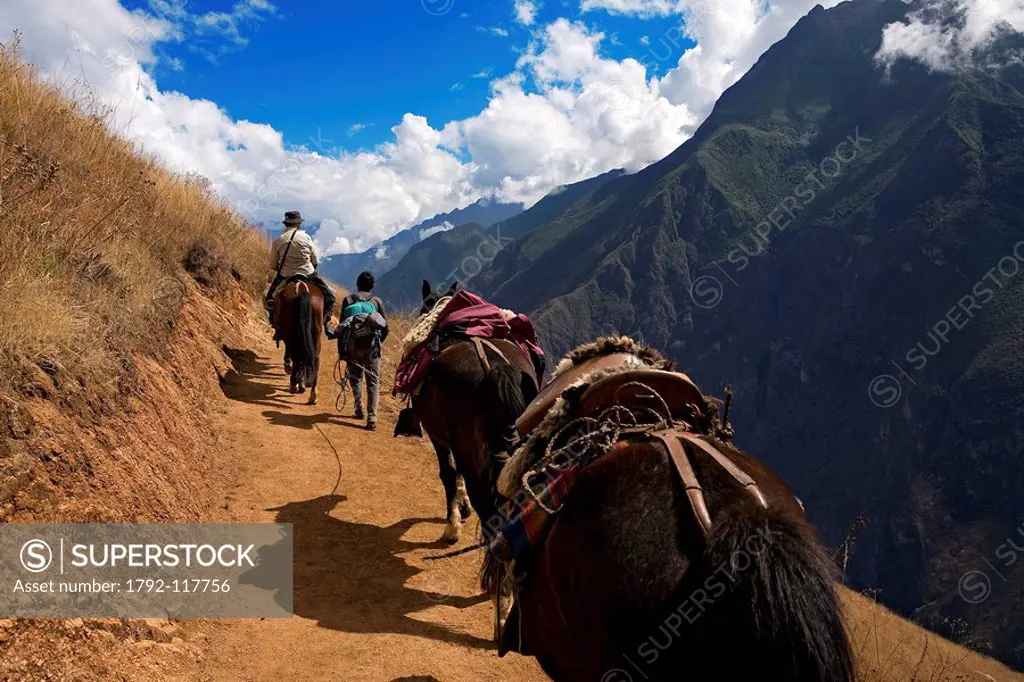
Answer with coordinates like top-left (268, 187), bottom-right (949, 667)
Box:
top-left (497, 335), bottom-right (714, 499)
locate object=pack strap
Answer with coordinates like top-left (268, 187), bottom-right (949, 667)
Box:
top-left (651, 427), bottom-right (768, 537)
top-left (274, 228), bottom-right (300, 280)
top-left (471, 337), bottom-right (509, 371)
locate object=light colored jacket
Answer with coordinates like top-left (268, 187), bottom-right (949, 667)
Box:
top-left (269, 228), bottom-right (318, 279)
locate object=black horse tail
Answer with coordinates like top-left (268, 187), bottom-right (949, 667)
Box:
top-left (693, 506), bottom-right (855, 681)
top-left (293, 287), bottom-right (317, 386)
top-left (482, 360), bottom-right (529, 435)
top-left (478, 356), bottom-right (535, 595)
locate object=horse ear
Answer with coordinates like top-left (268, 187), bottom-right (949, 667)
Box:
top-left (446, 281), bottom-right (460, 296)
top-left (421, 279), bottom-right (432, 300)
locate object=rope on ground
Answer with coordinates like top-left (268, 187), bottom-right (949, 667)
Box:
top-left (313, 423), bottom-right (343, 496)
top-left (333, 355), bottom-right (384, 412)
top-left (424, 540), bottom-right (489, 561)
top-left (333, 357), bottom-right (348, 412)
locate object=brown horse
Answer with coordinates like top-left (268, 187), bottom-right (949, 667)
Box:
top-left (273, 278), bottom-right (323, 404)
top-left (458, 340), bottom-right (853, 681)
top-left (504, 436), bottom-right (854, 681)
top-left (413, 280), bottom-right (539, 550)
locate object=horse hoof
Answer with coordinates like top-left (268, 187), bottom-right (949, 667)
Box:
top-left (307, 396), bottom-right (317, 405)
top-left (440, 526), bottom-right (461, 545)
top-left (458, 502), bottom-right (473, 522)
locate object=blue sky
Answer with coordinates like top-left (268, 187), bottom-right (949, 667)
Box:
top-left (124, 0), bottom-right (684, 153)
top-left (3, 0), bottom-right (864, 253)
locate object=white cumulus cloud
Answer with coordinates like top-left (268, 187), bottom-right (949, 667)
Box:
top-left (876, 0), bottom-right (1024, 72)
top-left (583, 0), bottom-right (847, 123)
top-left (419, 221), bottom-right (456, 240)
top-left (0, 0), bottom-right (887, 257)
top-left (515, 0), bottom-right (539, 25)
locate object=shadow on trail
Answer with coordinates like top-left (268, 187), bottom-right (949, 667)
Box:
top-left (260, 410), bottom-right (366, 430)
top-left (219, 345), bottom-right (297, 408)
top-left (269, 494), bottom-right (492, 649)
top-left (261, 409), bottom-right (335, 430)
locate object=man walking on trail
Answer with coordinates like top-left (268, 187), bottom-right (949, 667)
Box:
top-left (265, 211), bottom-right (337, 337)
top-left (338, 271), bottom-right (387, 431)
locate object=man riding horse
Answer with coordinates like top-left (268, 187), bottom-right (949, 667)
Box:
top-left (265, 211), bottom-right (337, 337)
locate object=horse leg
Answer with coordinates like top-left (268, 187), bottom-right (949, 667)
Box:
top-left (288, 355), bottom-right (299, 393)
top-left (491, 563), bottom-right (515, 643)
top-left (282, 342), bottom-right (293, 384)
top-left (307, 348), bottom-right (319, 405)
top-left (494, 588), bottom-right (514, 643)
top-left (455, 475), bottom-right (472, 522)
top-left (432, 440), bottom-right (462, 545)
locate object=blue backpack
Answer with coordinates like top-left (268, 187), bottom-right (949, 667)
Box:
top-left (342, 299), bottom-right (377, 319)
top-left (338, 295), bottom-right (384, 356)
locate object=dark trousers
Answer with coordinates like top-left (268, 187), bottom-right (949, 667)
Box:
top-left (347, 347), bottom-right (381, 424)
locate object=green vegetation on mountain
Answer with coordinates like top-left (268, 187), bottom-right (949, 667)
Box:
top-left (477, 0), bottom-right (1024, 669)
top-left (319, 198), bottom-right (523, 289)
top-left (376, 222), bottom-right (496, 309)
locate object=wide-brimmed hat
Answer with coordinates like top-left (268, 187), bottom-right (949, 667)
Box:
top-left (283, 211), bottom-right (304, 226)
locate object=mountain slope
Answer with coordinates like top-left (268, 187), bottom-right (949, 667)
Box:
top-left (478, 0), bottom-right (1024, 669)
top-left (318, 198), bottom-right (522, 289)
top-left (375, 222), bottom-right (497, 309)
top-left (489, 168), bottom-right (626, 242)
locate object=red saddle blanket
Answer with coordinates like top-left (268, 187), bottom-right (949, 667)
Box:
top-left (394, 291), bottom-right (544, 394)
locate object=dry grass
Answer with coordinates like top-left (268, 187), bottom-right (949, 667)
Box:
top-left (380, 312), bottom-right (415, 391)
top-left (843, 588), bottom-right (1023, 681)
top-left (0, 39), bottom-right (267, 396)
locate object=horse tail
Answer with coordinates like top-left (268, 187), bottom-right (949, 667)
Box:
top-left (695, 505), bottom-right (854, 681)
top-left (293, 286), bottom-right (317, 385)
top-left (478, 356), bottom-right (533, 596)
top-left (482, 360), bottom-right (528, 433)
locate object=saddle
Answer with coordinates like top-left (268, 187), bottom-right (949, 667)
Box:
top-left (493, 339), bottom-right (770, 657)
top-left (499, 346), bottom-right (767, 546)
top-left (270, 273), bottom-right (312, 302)
top-left (281, 273), bottom-right (312, 288)
top-left (516, 353), bottom-right (708, 439)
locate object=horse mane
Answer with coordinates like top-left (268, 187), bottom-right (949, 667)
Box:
top-left (402, 295), bottom-right (452, 355)
top-left (552, 334), bottom-right (675, 377)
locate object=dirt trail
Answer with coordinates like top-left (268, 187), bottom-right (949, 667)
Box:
top-left (195, 337), bottom-right (547, 682)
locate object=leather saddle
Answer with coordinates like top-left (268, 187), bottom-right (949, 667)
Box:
top-left (512, 352), bottom-right (768, 538)
top-left (516, 353), bottom-right (707, 438)
top-left (271, 274), bottom-right (313, 302)
top-left (282, 273), bottom-right (312, 286)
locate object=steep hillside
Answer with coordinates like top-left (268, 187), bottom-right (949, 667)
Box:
top-left (478, 0), bottom-right (1024, 669)
top-left (319, 197), bottom-right (523, 289)
top-left (0, 40), bottom-right (269, 678)
top-left (376, 222), bottom-right (496, 309)
top-left (488, 168), bottom-right (626, 242)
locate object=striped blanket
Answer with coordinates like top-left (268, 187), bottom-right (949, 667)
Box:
top-left (489, 440), bottom-right (630, 563)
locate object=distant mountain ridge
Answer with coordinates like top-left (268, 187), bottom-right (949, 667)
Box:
top-left (476, 0), bottom-right (1024, 669)
top-left (491, 168), bottom-right (626, 242)
top-left (317, 197), bottom-right (523, 288)
top-left (375, 222), bottom-right (497, 309)
top-left (376, 169), bottom-right (631, 311)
